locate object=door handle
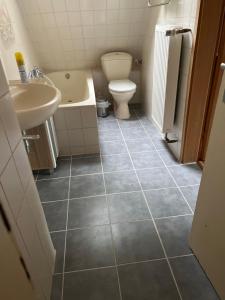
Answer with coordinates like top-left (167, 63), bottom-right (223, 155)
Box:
top-left (221, 63), bottom-right (225, 70)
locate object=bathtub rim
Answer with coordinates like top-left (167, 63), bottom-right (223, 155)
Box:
top-left (46, 69), bottom-right (96, 108)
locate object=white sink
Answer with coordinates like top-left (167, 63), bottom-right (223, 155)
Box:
top-left (10, 82), bottom-right (61, 130)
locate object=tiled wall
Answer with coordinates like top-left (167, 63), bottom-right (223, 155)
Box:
top-left (0, 60), bottom-right (55, 300)
top-left (17, 0), bottom-right (148, 70)
top-left (142, 0), bottom-right (200, 159)
top-left (54, 105), bottom-right (100, 156)
top-left (0, 0), bottom-right (39, 80)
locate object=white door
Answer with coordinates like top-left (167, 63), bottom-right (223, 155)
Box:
top-left (190, 67), bottom-right (225, 299)
top-left (0, 206), bottom-right (35, 300)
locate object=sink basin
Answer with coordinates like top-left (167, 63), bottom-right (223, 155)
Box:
top-left (10, 82), bottom-right (61, 130)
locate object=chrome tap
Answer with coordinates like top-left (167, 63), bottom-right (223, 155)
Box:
top-left (28, 66), bottom-right (44, 79)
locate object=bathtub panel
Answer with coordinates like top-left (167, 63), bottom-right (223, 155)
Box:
top-left (64, 108), bottom-right (82, 129)
top-left (49, 70), bottom-right (100, 157)
top-left (81, 106), bottom-right (98, 128)
top-left (84, 128), bottom-right (99, 146)
top-left (68, 129), bottom-right (85, 147)
top-left (54, 109), bottom-right (66, 130)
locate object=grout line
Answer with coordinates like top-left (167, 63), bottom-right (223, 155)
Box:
top-left (54, 253), bottom-right (195, 276)
top-left (99, 141), bottom-right (123, 300)
top-left (156, 151), bottom-right (194, 215)
top-left (61, 156), bottom-right (72, 300)
top-left (132, 109), bottom-right (184, 300)
top-left (49, 213), bottom-right (193, 234)
top-left (40, 185), bottom-right (199, 205)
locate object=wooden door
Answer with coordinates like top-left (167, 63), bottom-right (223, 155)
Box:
top-left (190, 70), bottom-right (225, 299)
top-left (0, 205), bottom-right (36, 300)
top-left (182, 0), bottom-right (225, 163)
top-left (198, 6), bottom-right (225, 164)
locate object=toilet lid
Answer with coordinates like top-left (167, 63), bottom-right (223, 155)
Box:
top-left (109, 80), bottom-right (136, 93)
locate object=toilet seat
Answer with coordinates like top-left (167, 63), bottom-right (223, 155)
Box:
top-left (109, 80), bottom-right (136, 93)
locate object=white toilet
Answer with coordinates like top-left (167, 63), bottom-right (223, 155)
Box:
top-left (101, 52), bottom-right (136, 119)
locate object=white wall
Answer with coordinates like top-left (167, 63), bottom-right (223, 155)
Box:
top-left (0, 59), bottom-right (55, 300)
top-left (17, 0), bottom-right (147, 70)
top-left (16, 0), bottom-right (147, 103)
top-left (0, 0), bottom-right (39, 80)
top-left (142, 0), bottom-right (200, 159)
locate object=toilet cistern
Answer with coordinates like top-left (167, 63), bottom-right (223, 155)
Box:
top-left (101, 52), bottom-right (137, 119)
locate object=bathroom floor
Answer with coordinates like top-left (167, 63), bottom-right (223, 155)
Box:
top-left (36, 106), bottom-right (218, 300)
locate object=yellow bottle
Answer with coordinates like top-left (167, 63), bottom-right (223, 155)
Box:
top-left (15, 52), bottom-right (28, 83)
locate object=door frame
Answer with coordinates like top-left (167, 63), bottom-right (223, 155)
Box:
top-left (181, 0), bottom-right (225, 164)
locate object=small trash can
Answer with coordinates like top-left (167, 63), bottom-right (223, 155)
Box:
top-left (96, 99), bottom-right (111, 118)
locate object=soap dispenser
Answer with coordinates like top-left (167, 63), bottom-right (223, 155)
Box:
top-left (15, 52), bottom-right (28, 83)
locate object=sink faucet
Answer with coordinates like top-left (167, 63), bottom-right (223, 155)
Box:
top-left (28, 66), bottom-right (44, 79)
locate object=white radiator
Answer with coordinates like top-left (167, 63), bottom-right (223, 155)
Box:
top-left (152, 25), bottom-right (182, 133)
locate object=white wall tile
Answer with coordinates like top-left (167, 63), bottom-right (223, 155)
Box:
top-left (81, 106), bottom-right (98, 128)
top-left (81, 11), bottom-right (94, 26)
top-left (0, 94), bottom-right (21, 152)
top-left (68, 129), bottom-right (84, 146)
top-left (0, 118), bottom-right (11, 175)
top-left (54, 12), bottom-right (69, 26)
top-left (80, 0), bottom-right (94, 11)
top-left (84, 128), bottom-right (99, 146)
top-left (93, 0), bottom-right (107, 10)
top-left (107, 0), bottom-right (120, 9)
top-left (0, 157), bottom-right (24, 219)
top-left (68, 12), bottom-right (82, 26)
top-left (66, 0), bottom-right (80, 11)
top-left (0, 60), bottom-right (9, 98)
top-left (64, 108), bottom-right (82, 129)
top-left (13, 141), bottom-right (32, 191)
top-left (52, 0), bottom-right (66, 12)
top-left (94, 10), bottom-right (106, 24)
top-left (37, 0), bottom-right (53, 13)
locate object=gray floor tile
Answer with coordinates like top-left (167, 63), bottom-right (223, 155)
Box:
top-left (98, 120), bottom-right (119, 131)
top-left (102, 154), bottom-right (133, 172)
top-left (100, 140), bottom-right (127, 155)
top-left (121, 127), bottom-right (147, 140)
top-left (63, 267), bottom-right (121, 300)
top-left (99, 129), bottom-right (123, 142)
top-left (37, 178), bottom-right (69, 202)
top-left (108, 192), bottom-right (150, 223)
top-left (131, 151), bottom-right (164, 169)
top-left (38, 159), bottom-right (71, 180)
top-left (151, 136), bottom-right (168, 150)
top-left (158, 149), bottom-right (180, 166)
top-left (51, 274), bottom-right (62, 300)
top-left (65, 225), bottom-right (114, 271)
top-left (142, 123), bottom-right (160, 137)
top-left (70, 174), bottom-right (105, 198)
top-left (51, 231), bottom-right (66, 273)
top-left (137, 167), bottom-right (176, 190)
top-left (104, 170), bottom-right (141, 194)
top-left (118, 260), bottom-right (180, 300)
top-left (119, 119), bottom-right (142, 129)
top-left (125, 138), bottom-right (155, 153)
top-left (180, 185), bottom-right (200, 211)
top-left (155, 215), bottom-right (193, 257)
top-left (145, 188), bottom-right (191, 218)
top-left (169, 164), bottom-right (202, 186)
top-left (71, 156), bottom-right (102, 176)
top-left (170, 256), bottom-right (219, 300)
top-left (42, 200), bottom-right (67, 232)
top-left (112, 220), bottom-right (164, 264)
top-left (68, 196), bottom-right (109, 229)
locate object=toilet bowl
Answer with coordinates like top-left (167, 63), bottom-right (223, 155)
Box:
top-left (109, 79), bottom-right (136, 119)
top-left (101, 52), bottom-right (137, 119)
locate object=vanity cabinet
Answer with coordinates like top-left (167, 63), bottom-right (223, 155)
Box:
top-left (26, 118), bottom-right (58, 171)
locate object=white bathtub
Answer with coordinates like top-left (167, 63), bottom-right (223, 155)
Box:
top-left (48, 70), bottom-right (99, 156)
